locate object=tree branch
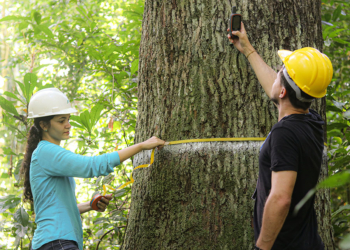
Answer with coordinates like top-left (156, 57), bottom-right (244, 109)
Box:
top-left (95, 226), bottom-right (126, 250)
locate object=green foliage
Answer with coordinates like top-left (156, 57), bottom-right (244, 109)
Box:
top-left (0, 96), bottom-right (19, 116)
top-left (70, 104), bottom-right (104, 135)
top-left (321, 1), bottom-right (350, 248)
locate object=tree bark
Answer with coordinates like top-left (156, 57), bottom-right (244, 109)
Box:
top-left (122, 0), bottom-right (335, 249)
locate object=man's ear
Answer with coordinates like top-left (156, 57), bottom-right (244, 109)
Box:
top-left (279, 87), bottom-right (288, 99)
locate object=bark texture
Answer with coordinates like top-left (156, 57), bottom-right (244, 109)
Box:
top-left (122, 0), bottom-right (334, 249)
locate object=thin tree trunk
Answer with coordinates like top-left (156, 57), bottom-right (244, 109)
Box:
top-left (122, 0), bottom-right (334, 249)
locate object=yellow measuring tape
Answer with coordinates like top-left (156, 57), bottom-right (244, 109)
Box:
top-left (108, 137), bottom-right (266, 191)
top-left (101, 137), bottom-right (328, 193)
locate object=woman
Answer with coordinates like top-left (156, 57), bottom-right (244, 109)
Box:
top-left (21, 88), bottom-right (165, 250)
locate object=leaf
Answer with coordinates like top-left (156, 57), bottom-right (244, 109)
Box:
top-left (69, 121), bottom-right (85, 130)
top-left (318, 171), bottom-right (350, 188)
top-left (0, 196), bottom-right (21, 213)
top-left (102, 174), bottom-right (114, 185)
top-left (14, 235), bottom-right (20, 250)
top-left (32, 64), bottom-right (52, 74)
top-left (327, 123), bottom-right (348, 131)
top-left (37, 24), bottom-right (54, 39)
top-left (332, 137), bottom-right (342, 145)
top-left (79, 110), bottom-right (92, 133)
top-left (0, 173), bottom-right (9, 178)
top-left (93, 217), bottom-right (109, 225)
top-left (18, 21), bottom-right (29, 31)
top-left (112, 215), bottom-right (127, 222)
top-left (33, 11), bottom-right (41, 24)
top-left (324, 13), bottom-right (332, 22)
top-left (332, 100), bottom-right (345, 110)
top-left (0, 16), bottom-right (21, 22)
top-left (90, 104), bottom-right (104, 128)
top-left (344, 110), bottom-right (350, 120)
top-left (70, 115), bottom-right (82, 124)
top-left (130, 59), bottom-right (139, 76)
top-left (114, 121), bottom-right (121, 130)
top-left (23, 73), bottom-right (37, 102)
top-left (0, 96), bottom-right (19, 116)
top-left (333, 38), bottom-right (350, 45)
top-left (333, 5), bottom-right (342, 21)
top-left (76, 6), bottom-right (88, 18)
top-left (294, 188), bottom-right (316, 215)
top-left (329, 29), bottom-right (345, 38)
top-left (3, 91), bottom-right (24, 104)
top-left (0, 194), bottom-right (16, 202)
top-left (15, 80), bottom-right (26, 98)
top-left (2, 147), bottom-right (17, 156)
top-left (331, 155), bottom-right (350, 170)
top-left (332, 205), bottom-right (350, 218)
top-left (113, 189), bottom-right (126, 197)
top-left (91, 22), bottom-right (97, 30)
top-left (14, 223), bottom-right (28, 238)
top-left (96, 229), bottom-right (105, 238)
top-left (14, 159), bottom-right (23, 181)
top-left (14, 207), bottom-right (29, 227)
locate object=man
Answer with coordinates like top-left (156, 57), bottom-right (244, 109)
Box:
top-left (227, 23), bottom-right (333, 250)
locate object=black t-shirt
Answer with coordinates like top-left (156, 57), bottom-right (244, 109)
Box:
top-left (253, 109), bottom-right (325, 250)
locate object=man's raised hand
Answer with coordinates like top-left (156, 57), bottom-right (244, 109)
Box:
top-left (227, 22), bottom-right (255, 57)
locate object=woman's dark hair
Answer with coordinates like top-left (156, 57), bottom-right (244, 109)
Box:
top-left (280, 73), bottom-right (314, 110)
top-left (21, 115), bottom-right (55, 203)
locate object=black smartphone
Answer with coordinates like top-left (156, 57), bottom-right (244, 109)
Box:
top-left (228, 7), bottom-right (241, 40)
top-left (231, 15), bottom-right (241, 34)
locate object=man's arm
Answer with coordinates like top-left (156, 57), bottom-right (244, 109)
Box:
top-left (256, 171), bottom-right (297, 250)
top-left (227, 22), bottom-right (277, 98)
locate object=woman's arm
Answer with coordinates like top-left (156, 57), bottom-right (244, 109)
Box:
top-left (78, 202), bottom-right (92, 214)
top-left (118, 136), bottom-right (165, 163)
top-left (37, 137), bottom-right (165, 178)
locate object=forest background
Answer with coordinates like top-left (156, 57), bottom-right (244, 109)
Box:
top-left (0, 0), bottom-right (348, 249)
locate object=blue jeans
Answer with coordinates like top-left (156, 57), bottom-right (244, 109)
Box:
top-left (32, 240), bottom-right (79, 250)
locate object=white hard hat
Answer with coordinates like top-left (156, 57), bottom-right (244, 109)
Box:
top-left (28, 88), bottom-right (77, 118)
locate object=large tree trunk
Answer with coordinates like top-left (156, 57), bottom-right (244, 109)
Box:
top-left (122, 0), bottom-right (335, 249)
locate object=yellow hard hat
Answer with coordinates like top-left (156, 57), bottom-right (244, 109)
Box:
top-left (278, 47), bottom-right (333, 99)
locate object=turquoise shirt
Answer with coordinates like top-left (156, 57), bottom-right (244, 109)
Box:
top-left (30, 140), bottom-right (120, 250)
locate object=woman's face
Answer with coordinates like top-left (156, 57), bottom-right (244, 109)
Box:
top-left (41, 114), bottom-right (71, 145)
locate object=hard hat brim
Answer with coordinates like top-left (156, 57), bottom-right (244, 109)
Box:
top-left (278, 50), bottom-right (293, 63)
top-left (28, 108), bottom-right (78, 119)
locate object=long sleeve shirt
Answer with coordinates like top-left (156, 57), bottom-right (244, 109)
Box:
top-left (30, 140), bottom-right (120, 250)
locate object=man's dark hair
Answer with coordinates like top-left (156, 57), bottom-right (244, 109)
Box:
top-left (280, 73), bottom-right (314, 110)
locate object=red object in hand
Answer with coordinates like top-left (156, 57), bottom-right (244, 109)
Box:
top-left (90, 194), bottom-right (105, 211)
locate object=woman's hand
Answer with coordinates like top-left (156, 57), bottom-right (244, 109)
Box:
top-left (96, 194), bottom-right (113, 212)
top-left (140, 136), bottom-right (166, 150)
top-left (118, 136), bottom-right (166, 163)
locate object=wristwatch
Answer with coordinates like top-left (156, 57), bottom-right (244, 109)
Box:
top-left (254, 246), bottom-right (263, 250)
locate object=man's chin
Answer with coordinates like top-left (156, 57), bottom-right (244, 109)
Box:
top-left (270, 97), bottom-right (279, 106)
